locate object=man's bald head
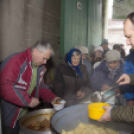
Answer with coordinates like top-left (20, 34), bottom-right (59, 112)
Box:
top-left (124, 12), bottom-right (134, 48)
top-left (125, 12), bottom-right (134, 25)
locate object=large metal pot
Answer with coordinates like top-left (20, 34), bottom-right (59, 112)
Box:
top-left (50, 104), bottom-right (134, 134)
top-left (19, 109), bottom-right (55, 134)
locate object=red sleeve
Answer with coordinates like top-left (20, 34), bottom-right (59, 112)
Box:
top-left (0, 57), bottom-right (31, 107)
top-left (38, 79), bottom-right (56, 103)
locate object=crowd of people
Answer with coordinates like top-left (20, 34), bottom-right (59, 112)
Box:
top-left (1, 12), bottom-right (134, 134)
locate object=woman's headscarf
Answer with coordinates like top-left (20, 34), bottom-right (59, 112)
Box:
top-left (66, 48), bottom-right (83, 78)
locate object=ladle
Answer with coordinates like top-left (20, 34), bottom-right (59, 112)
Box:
top-left (88, 79), bottom-right (124, 103)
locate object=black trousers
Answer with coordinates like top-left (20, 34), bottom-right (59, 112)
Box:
top-left (2, 121), bottom-right (19, 134)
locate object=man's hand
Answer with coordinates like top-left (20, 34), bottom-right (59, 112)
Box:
top-left (29, 97), bottom-right (40, 108)
top-left (117, 73), bottom-right (130, 85)
top-left (52, 97), bottom-right (61, 102)
top-left (98, 106), bottom-right (112, 122)
top-left (77, 90), bottom-right (85, 99)
top-left (101, 84), bottom-right (109, 91)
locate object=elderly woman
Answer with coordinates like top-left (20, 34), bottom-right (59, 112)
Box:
top-left (52, 48), bottom-right (92, 106)
top-left (91, 46), bottom-right (103, 65)
top-left (91, 50), bottom-right (126, 105)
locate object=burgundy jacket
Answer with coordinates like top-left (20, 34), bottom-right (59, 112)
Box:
top-left (0, 48), bottom-right (56, 128)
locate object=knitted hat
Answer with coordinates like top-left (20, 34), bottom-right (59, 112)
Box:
top-left (75, 46), bottom-right (88, 54)
top-left (94, 46), bottom-right (103, 52)
top-left (101, 39), bottom-right (109, 45)
top-left (105, 50), bottom-right (120, 62)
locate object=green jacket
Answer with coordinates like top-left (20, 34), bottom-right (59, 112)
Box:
top-left (111, 74), bottom-right (134, 123)
top-left (111, 106), bottom-right (134, 123)
top-left (130, 74), bottom-right (134, 85)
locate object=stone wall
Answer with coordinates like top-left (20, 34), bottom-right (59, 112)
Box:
top-left (43, 0), bottom-right (61, 68)
top-left (0, 0), bottom-right (61, 68)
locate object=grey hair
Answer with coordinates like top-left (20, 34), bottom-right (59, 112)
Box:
top-left (31, 40), bottom-right (54, 56)
top-left (71, 50), bottom-right (81, 57)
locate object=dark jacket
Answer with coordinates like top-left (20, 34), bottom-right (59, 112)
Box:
top-left (102, 49), bottom-right (109, 58)
top-left (91, 59), bottom-right (127, 91)
top-left (91, 57), bottom-right (102, 66)
top-left (52, 56), bottom-right (92, 99)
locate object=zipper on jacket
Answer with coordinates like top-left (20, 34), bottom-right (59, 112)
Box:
top-left (28, 63), bottom-right (33, 95)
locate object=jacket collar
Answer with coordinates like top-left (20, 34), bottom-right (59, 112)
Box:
top-left (25, 47), bottom-right (33, 66)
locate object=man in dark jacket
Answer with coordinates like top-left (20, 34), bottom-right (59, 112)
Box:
top-left (0, 40), bottom-right (60, 134)
top-left (99, 12), bottom-right (134, 123)
top-left (101, 39), bottom-right (109, 58)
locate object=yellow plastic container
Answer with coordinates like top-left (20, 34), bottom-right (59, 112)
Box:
top-left (88, 103), bottom-right (110, 120)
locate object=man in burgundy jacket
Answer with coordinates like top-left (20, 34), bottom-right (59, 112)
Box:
top-left (0, 40), bottom-right (59, 134)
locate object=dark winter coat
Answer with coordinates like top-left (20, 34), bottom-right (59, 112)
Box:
top-left (52, 56), bottom-right (92, 100)
top-left (91, 59), bottom-right (125, 91)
